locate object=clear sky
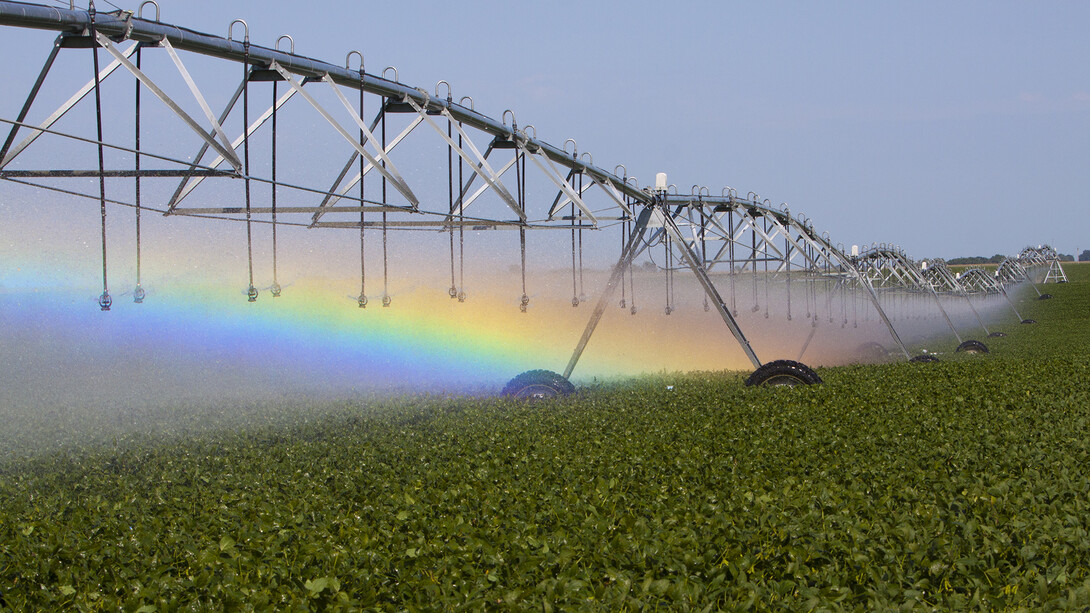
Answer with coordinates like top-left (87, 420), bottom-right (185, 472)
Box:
top-left (3, 0), bottom-right (1088, 259)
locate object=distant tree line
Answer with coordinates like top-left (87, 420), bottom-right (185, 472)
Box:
top-left (1080, 250), bottom-right (1090, 262)
top-left (946, 254), bottom-right (1008, 265)
top-left (947, 252), bottom-right (1079, 265)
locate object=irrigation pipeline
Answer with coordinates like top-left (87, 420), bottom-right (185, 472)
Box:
top-left (0, 1), bottom-right (1067, 381)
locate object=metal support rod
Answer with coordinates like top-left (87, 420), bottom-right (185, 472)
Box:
top-left (90, 5), bottom-right (110, 311)
top-left (447, 109), bottom-right (456, 297)
top-left (1000, 284), bottom-right (1025, 321)
top-left (657, 200), bottom-right (762, 369)
top-left (795, 325), bottom-right (818, 362)
top-left (133, 43), bottom-right (144, 303)
top-left (0, 34), bottom-right (60, 163)
top-left (242, 45), bottom-right (256, 302)
top-left (357, 71), bottom-right (366, 307)
top-left (457, 125), bottom-right (465, 300)
top-left (563, 206), bottom-right (654, 379)
top-left (270, 78), bottom-right (280, 296)
top-left (1, 168), bottom-right (230, 177)
top-left (923, 280), bottom-right (962, 343)
top-left (961, 293), bottom-right (989, 335)
top-left (381, 103), bottom-right (389, 305)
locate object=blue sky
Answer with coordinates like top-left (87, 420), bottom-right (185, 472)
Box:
top-left (3, 0), bottom-right (1088, 258)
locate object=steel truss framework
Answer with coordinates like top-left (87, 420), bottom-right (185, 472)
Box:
top-left (0, 1), bottom-right (1066, 384)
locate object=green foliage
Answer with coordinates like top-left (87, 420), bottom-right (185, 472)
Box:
top-left (1063, 261), bottom-right (1090, 283)
top-left (947, 254), bottom-right (1007, 266)
top-left (1, 277), bottom-right (1089, 610)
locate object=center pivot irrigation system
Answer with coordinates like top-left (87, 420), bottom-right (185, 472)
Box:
top-left (0, 2), bottom-right (1069, 395)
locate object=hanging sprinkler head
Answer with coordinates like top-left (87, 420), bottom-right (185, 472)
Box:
top-left (270, 283), bottom-right (282, 298)
top-left (357, 294), bottom-right (367, 308)
top-left (246, 286), bottom-right (258, 302)
top-left (382, 295), bottom-right (392, 308)
top-left (520, 294), bottom-right (530, 313)
top-left (133, 285), bottom-right (145, 304)
top-left (98, 291), bottom-right (112, 311)
top-left (449, 286), bottom-right (458, 299)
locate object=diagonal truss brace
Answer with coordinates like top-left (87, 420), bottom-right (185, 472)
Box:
top-left (169, 84), bottom-right (297, 210)
top-left (658, 203), bottom-right (763, 369)
top-left (453, 155), bottom-right (518, 218)
top-left (268, 62), bottom-right (419, 208)
top-left (320, 73), bottom-right (419, 209)
top-left (93, 33), bottom-right (242, 171)
top-left (402, 98), bottom-right (522, 221)
top-left (564, 205), bottom-right (655, 379)
top-left (166, 77), bottom-right (247, 212)
top-left (310, 114), bottom-right (423, 225)
top-left (591, 176), bottom-right (635, 218)
top-left (159, 37), bottom-right (240, 169)
top-left (532, 154), bottom-right (598, 225)
top-left (1, 39), bottom-right (137, 168)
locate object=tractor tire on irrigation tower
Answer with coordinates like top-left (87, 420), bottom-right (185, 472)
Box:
top-left (855, 341), bottom-right (890, 364)
top-left (745, 360), bottom-right (823, 387)
top-left (956, 339), bottom-right (989, 354)
top-left (502, 370), bottom-right (575, 400)
top-left (910, 354), bottom-right (940, 363)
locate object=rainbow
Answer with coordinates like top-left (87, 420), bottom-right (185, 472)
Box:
top-left (2, 254), bottom-right (764, 403)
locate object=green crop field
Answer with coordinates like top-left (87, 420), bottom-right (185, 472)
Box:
top-left (2, 268), bottom-right (1088, 610)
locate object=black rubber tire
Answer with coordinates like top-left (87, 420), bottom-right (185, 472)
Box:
top-left (745, 360), bottom-right (823, 387)
top-left (956, 339), bottom-right (989, 354)
top-left (1021, 319), bottom-right (1036, 325)
top-left (855, 341), bottom-right (889, 364)
top-left (910, 354), bottom-right (940, 363)
top-left (987, 331), bottom-right (1006, 338)
top-left (502, 369), bottom-right (575, 399)
top-left (1038, 294), bottom-right (1053, 300)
